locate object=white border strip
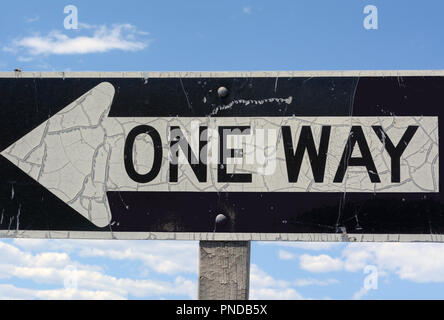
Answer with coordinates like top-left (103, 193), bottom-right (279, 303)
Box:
top-left (0, 231), bottom-right (443, 242)
top-left (1, 70), bottom-right (444, 78)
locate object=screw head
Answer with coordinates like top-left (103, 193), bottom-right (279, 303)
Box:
top-left (217, 86), bottom-right (229, 98)
top-left (215, 213), bottom-right (228, 225)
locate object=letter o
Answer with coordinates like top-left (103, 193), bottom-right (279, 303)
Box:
top-left (124, 125), bottom-right (163, 183)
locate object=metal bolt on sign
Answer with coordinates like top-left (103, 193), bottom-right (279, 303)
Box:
top-left (217, 86), bottom-right (229, 98)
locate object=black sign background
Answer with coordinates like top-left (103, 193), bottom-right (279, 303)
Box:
top-left (0, 75), bottom-right (443, 236)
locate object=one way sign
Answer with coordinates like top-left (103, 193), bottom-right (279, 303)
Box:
top-left (0, 71), bottom-right (443, 241)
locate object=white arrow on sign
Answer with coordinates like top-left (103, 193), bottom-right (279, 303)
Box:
top-left (0, 82), bottom-right (439, 228)
top-left (1, 82), bottom-right (116, 227)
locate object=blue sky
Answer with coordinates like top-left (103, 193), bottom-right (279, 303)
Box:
top-left (1, 0), bottom-right (444, 300)
top-left (1, 0), bottom-right (444, 71)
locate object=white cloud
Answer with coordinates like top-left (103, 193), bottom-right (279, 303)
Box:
top-left (0, 284), bottom-right (124, 300)
top-left (299, 254), bottom-right (343, 273)
top-left (8, 266), bottom-right (196, 298)
top-left (252, 288), bottom-right (302, 300)
top-left (13, 239), bottom-right (198, 275)
top-left (250, 264), bottom-right (289, 289)
top-left (25, 16), bottom-right (40, 23)
top-left (342, 245), bottom-right (375, 272)
top-left (243, 6), bottom-right (252, 15)
top-left (293, 243), bottom-right (444, 298)
top-left (249, 264), bottom-right (303, 300)
top-left (4, 23), bottom-right (149, 56)
top-left (249, 264), bottom-right (337, 298)
top-left (278, 249), bottom-right (296, 260)
top-left (352, 286), bottom-right (371, 300)
top-left (343, 243), bottom-right (444, 283)
top-left (17, 56), bottom-right (33, 62)
top-left (0, 240), bottom-right (196, 299)
top-left (293, 278), bottom-right (339, 287)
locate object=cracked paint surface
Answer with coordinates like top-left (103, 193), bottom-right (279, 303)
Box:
top-left (0, 81), bottom-right (439, 230)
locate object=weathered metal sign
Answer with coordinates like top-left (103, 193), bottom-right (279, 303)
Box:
top-left (0, 71), bottom-right (443, 241)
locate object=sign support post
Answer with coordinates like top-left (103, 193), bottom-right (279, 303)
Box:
top-left (198, 241), bottom-right (251, 300)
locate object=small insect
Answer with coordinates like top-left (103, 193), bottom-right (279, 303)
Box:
top-left (14, 68), bottom-right (22, 72)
